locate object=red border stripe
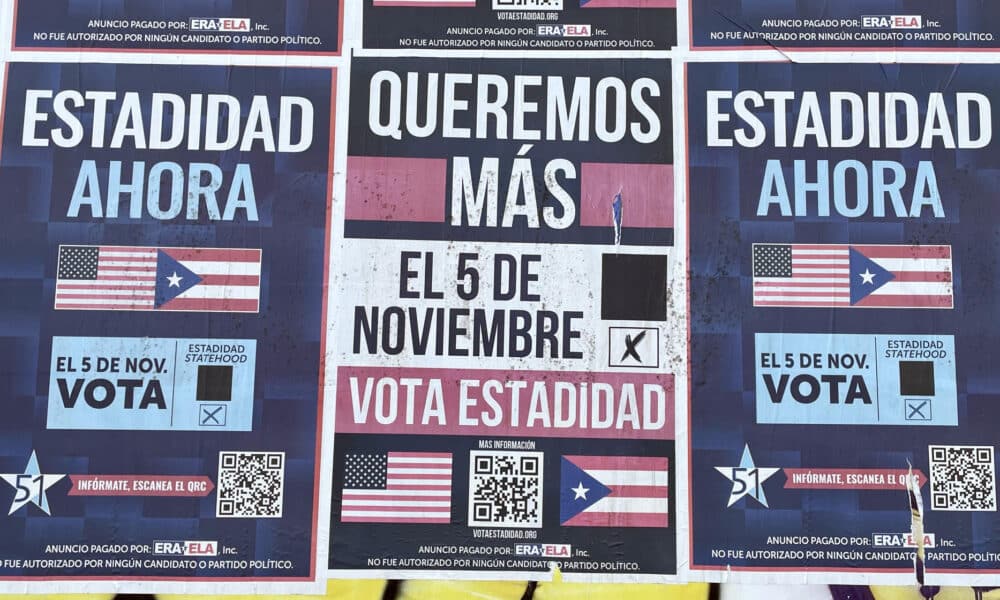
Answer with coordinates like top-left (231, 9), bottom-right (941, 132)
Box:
top-left (755, 291), bottom-right (851, 298)
top-left (563, 512), bottom-right (668, 527)
top-left (54, 294), bottom-right (154, 301)
top-left (158, 298), bottom-right (259, 312)
top-left (566, 455), bottom-right (668, 470)
top-left (754, 282), bottom-right (849, 288)
top-left (855, 295), bottom-right (953, 308)
top-left (853, 245), bottom-right (951, 259)
top-left (198, 274), bottom-right (261, 286)
top-left (166, 248), bottom-right (261, 262)
top-left (754, 300), bottom-right (852, 307)
top-left (390, 452), bottom-right (453, 459)
top-left (893, 271), bottom-right (953, 282)
top-left (341, 516), bottom-right (451, 523)
top-left (611, 485), bottom-right (670, 498)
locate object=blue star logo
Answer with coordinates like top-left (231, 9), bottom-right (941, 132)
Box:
top-left (0, 451), bottom-right (65, 515)
top-left (714, 445), bottom-right (780, 508)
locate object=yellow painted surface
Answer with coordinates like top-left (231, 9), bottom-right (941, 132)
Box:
top-left (867, 586), bottom-right (1000, 600)
top-left (161, 579), bottom-right (385, 600)
top-left (398, 579), bottom-right (529, 600)
top-left (534, 582), bottom-right (710, 600)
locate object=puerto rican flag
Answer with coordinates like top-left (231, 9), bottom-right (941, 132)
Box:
top-left (55, 245), bottom-right (261, 313)
top-left (560, 455), bottom-right (668, 527)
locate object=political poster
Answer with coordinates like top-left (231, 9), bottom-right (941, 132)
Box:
top-left (361, 0), bottom-right (675, 51)
top-left (12, 0), bottom-right (341, 54)
top-left (0, 62), bottom-right (335, 592)
top-left (328, 57), bottom-right (679, 582)
top-left (687, 62), bottom-right (1000, 584)
top-left (690, 1), bottom-right (1000, 50)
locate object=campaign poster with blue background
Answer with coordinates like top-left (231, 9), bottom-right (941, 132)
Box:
top-left (13, 0), bottom-right (340, 54)
top-left (691, 1), bottom-right (1000, 50)
top-left (688, 62), bottom-right (1000, 583)
top-left (0, 62), bottom-right (333, 584)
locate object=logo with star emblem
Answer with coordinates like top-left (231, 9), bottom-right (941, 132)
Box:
top-left (0, 451), bottom-right (65, 515)
top-left (714, 444), bottom-right (780, 508)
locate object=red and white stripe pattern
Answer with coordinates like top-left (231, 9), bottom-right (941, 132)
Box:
top-left (54, 245), bottom-right (261, 313)
top-left (753, 244), bottom-right (851, 307)
top-left (851, 244), bottom-right (953, 308)
top-left (563, 455), bottom-right (669, 527)
top-left (159, 247), bottom-right (261, 313)
top-left (55, 246), bottom-right (157, 310)
top-left (341, 452), bottom-right (452, 523)
top-left (752, 243), bottom-right (953, 308)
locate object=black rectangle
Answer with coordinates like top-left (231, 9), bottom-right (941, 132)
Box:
top-left (600, 254), bottom-right (668, 321)
top-left (899, 361), bottom-right (935, 396)
top-left (197, 365), bottom-right (233, 401)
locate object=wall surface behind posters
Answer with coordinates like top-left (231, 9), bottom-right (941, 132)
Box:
top-left (0, 0), bottom-right (999, 597)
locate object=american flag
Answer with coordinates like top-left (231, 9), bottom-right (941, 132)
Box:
top-left (560, 455), bottom-right (668, 527)
top-left (341, 452), bottom-right (452, 523)
top-left (752, 243), bottom-right (953, 309)
top-left (55, 245), bottom-right (261, 313)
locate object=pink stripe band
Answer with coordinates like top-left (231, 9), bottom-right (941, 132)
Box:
top-left (756, 291), bottom-right (850, 298)
top-left (609, 485), bottom-right (670, 498)
top-left (579, 162), bottom-right (673, 228)
top-left (854, 295), bottom-right (953, 308)
top-left (390, 452), bottom-right (453, 459)
top-left (337, 367), bottom-right (674, 439)
top-left (563, 512), bottom-right (668, 527)
top-left (566, 455), bottom-right (668, 470)
top-left (157, 298), bottom-right (260, 312)
top-left (341, 516), bottom-right (451, 523)
top-left (167, 248), bottom-right (261, 262)
top-left (198, 274), bottom-right (261, 286)
top-left (346, 156), bottom-right (447, 222)
top-left (754, 300), bottom-right (852, 307)
top-left (893, 271), bottom-right (952, 282)
top-left (54, 293), bottom-right (154, 300)
top-left (343, 494), bottom-right (452, 501)
top-left (754, 282), bottom-right (849, 288)
top-left (852, 245), bottom-right (951, 259)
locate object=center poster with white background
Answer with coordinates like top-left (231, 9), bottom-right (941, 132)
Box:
top-left (328, 57), bottom-right (681, 582)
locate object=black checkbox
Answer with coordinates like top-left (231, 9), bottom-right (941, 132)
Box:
top-left (601, 254), bottom-right (668, 321)
top-left (197, 365), bottom-right (233, 401)
top-left (899, 361), bottom-right (935, 396)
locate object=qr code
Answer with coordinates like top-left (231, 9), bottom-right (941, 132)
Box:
top-left (929, 445), bottom-right (997, 511)
top-left (217, 451), bottom-right (285, 518)
top-left (468, 451), bottom-right (543, 528)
